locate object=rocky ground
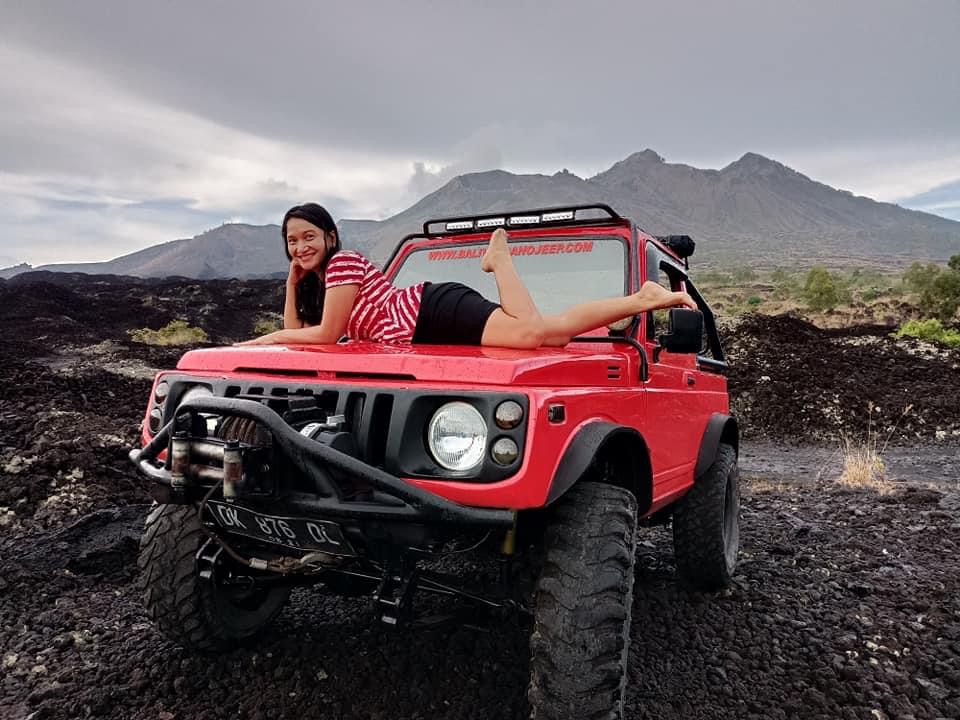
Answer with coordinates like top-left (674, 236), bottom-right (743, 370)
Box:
top-left (1, 272), bottom-right (959, 719)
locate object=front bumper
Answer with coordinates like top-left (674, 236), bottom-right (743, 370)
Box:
top-left (129, 395), bottom-right (514, 528)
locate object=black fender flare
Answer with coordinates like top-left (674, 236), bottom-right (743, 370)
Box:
top-left (545, 422), bottom-right (652, 512)
top-left (694, 413), bottom-right (740, 480)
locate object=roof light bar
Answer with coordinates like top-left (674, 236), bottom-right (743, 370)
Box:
top-left (445, 220), bottom-right (474, 231)
top-left (419, 204), bottom-right (624, 237)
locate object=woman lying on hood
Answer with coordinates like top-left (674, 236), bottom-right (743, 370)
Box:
top-left (238, 203), bottom-right (696, 348)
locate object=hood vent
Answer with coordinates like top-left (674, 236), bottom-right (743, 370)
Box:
top-left (607, 364), bottom-right (623, 380)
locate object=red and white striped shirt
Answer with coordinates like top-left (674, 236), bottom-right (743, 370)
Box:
top-left (325, 251), bottom-right (425, 344)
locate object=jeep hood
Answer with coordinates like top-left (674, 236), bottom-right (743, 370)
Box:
top-left (176, 342), bottom-right (635, 387)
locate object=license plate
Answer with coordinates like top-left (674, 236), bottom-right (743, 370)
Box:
top-left (207, 501), bottom-right (354, 556)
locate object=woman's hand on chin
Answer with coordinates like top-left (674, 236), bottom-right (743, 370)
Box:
top-left (287, 258), bottom-right (307, 287)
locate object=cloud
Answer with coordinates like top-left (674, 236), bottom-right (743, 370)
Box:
top-left (1, 2), bottom-right (958, 264)
top-left (0, 43), bottom-right (421, 263)
top-left (899, 179), bottom-right (960, 222)
top-left (770, 142), bottom-right (960, 204)
top-left (405, 129), bottom-right (505, 200)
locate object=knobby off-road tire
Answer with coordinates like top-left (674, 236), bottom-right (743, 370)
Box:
top-left (528, 482), bottom-right (638, 720)
top-left (138, 504), bottom-right (290, 652)
top-left (672, 442), bottom-right (740, 592)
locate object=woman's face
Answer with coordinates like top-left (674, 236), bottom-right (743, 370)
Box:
top-left (285, 218), bottom-right (333, 273)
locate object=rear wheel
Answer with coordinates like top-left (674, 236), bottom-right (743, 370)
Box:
top-left (672, 443), bottom-right (740, 591)
top-left (138, 504), bottom-right (290, 652)
top-left (528, 482), bottom-right (638, 720)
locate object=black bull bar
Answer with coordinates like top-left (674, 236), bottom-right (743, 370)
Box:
top-left (129, 396), bottom-right (514, 528)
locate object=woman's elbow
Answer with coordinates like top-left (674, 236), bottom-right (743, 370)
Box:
top-left (304, 327), bottom-right (343, 344)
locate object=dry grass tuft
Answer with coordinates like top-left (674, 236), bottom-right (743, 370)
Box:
top-left (837, 438), bottom-right (892, 493)
top-left (836, 403), bottom-right (912, 494)
top-left (253, 313), bottom-right (283, 336)
top-left (128, 319), bottom-right (208, 346)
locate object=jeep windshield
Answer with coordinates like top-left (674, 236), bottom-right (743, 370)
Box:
top-left (390, 236), bottom-right (627, 316)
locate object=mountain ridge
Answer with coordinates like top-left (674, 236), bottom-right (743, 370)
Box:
top-left (3, 150), bottom-right (958, 280)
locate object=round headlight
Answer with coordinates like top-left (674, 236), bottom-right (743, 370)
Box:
top-left (154, 380), bottom-right (170, 405)
top-left (148, 408), bottom-right (164, 434)
top-left (491, 437), bottom-right (519, 465)
top-left (427, 402), bottom-right (487, 472)
top-left (494, 400), bottom-right (523, 429)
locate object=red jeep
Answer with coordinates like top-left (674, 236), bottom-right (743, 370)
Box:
top-left (131, 205), bottom-right (740, 719)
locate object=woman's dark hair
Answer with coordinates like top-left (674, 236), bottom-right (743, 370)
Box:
top-left (282, 203), bottom-right (341, 325)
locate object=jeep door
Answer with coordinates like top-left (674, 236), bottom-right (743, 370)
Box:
top-left (641, 247), bottom-right (714, 501)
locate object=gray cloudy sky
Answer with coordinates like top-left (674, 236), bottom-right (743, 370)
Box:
top-left (1, 0), bottom-right (958, 266)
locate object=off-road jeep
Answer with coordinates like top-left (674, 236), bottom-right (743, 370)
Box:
top-left (131, 204), bottom-right (740, 719)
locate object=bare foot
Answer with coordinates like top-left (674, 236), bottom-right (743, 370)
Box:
top-left (632, 282), bottom-right (697, 312)
top-left (481, 228), bottom-right (510, 273)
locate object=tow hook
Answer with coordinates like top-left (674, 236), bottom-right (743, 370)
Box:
top-left (374, 558), bottom-right (418, 627)
top-left (196, 537), bottom-right (223, 583)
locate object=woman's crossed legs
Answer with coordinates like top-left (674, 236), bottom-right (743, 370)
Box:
top-left (479, 229), bottom-right (696, 349)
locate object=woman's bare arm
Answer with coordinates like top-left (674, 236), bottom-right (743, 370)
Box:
top-left (240, 284), bottom-right (359, 345)
top-left (283, 281), bottom-right (304, 329)
top-left (283, 260), bottom-right (307, 329)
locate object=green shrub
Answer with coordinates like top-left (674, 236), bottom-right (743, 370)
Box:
top-left (253, 314), bottom-right (282, 336)
top-left (770, 267), bottom-right (803, 297)
top-left (128, 319), bottom-right (208, 346)
top-left (920, 269), bottom-right (960, 321)
top-left (902, 258), bottom-right (960, 320)
top-left (894, 318), bottom-right (960, 348)
top-left (902, 261), bottom-right (939, 294)
top-left (803, 266), bottom-right (842, 311)
top-left (747, 295), bottom-right (763, 306)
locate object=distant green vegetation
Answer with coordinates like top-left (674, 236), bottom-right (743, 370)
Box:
top-left (894, 318), bottom-right (960, 348)
top-left (694, 257), bottom-right (959, 320)
top-left (803, 266), bottom-right (848, 311)
top-left (128, 319), bottom-right (208, 346)
top-left (902, 255), bottom-right (960, 321)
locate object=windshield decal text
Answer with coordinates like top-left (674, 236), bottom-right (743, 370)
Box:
top-left (427, 241), bottom-right (594, 261)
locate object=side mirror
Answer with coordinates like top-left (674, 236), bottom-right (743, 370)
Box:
top-left (657, 308), bottom-right (703, 354)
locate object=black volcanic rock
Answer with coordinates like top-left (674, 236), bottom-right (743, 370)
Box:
top-left (1, 272), bottom-right (959, 720)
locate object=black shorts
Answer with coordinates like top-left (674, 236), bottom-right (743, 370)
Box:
top-left (412, 282), bottom-right (500, 345)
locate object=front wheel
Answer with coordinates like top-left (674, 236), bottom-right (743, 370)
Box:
top-left (528, 482), bottom-right (638, 720)
top-left (138, 504), bottom-right (290, 652)
top-left (672, 443), bottom-right (740, 591)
